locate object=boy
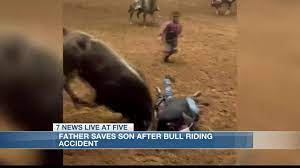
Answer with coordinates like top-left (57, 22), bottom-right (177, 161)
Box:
top-left (159, 11), bottom-right (183, 63)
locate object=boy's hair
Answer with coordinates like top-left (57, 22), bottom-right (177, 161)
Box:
top-left (171, 11), bottom-right (181, 17)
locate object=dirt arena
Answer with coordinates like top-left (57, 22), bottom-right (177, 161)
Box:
top-left (63, 0), bottom-right (238, 165)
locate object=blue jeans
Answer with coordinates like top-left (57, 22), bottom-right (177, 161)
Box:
top-left (163, 78), bottom-right (173, 101)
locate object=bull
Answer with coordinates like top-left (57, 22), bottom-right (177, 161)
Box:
top-left (0, 33), bottom-right (63, 165)
top-left (63, 28), bottom-right (154, 131)
top-left (128, 0), bottom-right (160, 26)
top-left (211, 0), bottom-right (236, 15)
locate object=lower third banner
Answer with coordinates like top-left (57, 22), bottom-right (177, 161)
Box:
top-left (0, 132), bottom-right (253, 149)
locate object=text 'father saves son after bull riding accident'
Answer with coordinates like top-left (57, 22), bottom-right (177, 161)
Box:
top-left (59, 133), bottom-right (214, 140)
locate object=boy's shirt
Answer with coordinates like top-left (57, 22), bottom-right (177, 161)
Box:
top-left (160, 21), bottom-right (182, 43)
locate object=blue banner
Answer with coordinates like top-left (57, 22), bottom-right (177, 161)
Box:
top-left (0, 131), bottom-right (253, 149)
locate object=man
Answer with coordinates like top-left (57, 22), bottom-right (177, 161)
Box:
top-left (159, 11), bottom-right (183, 63)
top-left (133, 0), bottom-right (160, 11)
top-left (155, 75), bottom-right (200, 131)
top-left (133, 0), bottom-right (142, 10)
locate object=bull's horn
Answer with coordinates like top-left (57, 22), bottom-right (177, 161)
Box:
top-left (155, 87), bottom-right (162, 94)
top-left (192, 91), bottom-right (202, 98)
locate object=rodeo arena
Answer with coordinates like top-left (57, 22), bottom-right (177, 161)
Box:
top-left (63, 0), bottom-right (237, 165)
top-left (0, 0), bottom-right (237, 166)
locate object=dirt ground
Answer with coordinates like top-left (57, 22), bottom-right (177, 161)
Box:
top-left (63, 0), bottom-right (238, 165)
top-left (237, 0), bottom-right (300, 165)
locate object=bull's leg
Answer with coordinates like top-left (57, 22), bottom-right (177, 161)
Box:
top-left (225, 3), bottom-right (232, 15)
top-left (128, 5), bottom-right (134, 24)
top-left (94, 94), bottom-right (104, 106)
top-left (137, 10), bottom-right (142, 19)
top-left (151, 13), bottom-right (155, 25)
top-left (229, 2), bottom-right (234, 15)
top-left (143, 13), bottom-right (147, 27)
top-left (224, 10), bottom-right (230, 15)
top-left (64, 73), bottom-right (96, 108)
top-left (129, 11), bottom-right (135, 24)
top-left (129, 12), bottom-right (133, 24)
top-left (215, 7), bottom-right (220, 15)
top-left (41, 150), bottom-right (63, 166)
